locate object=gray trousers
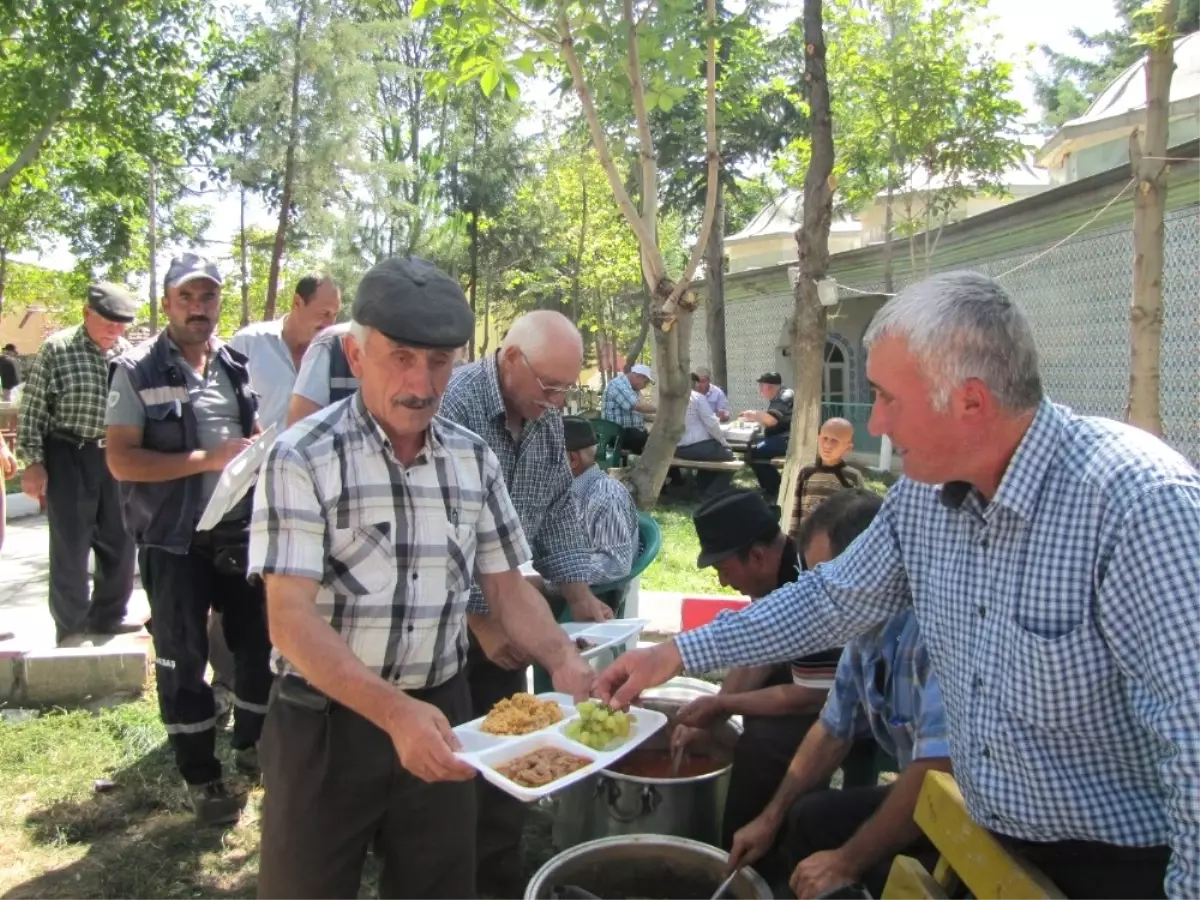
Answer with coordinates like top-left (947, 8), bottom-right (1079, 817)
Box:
top-left (43, 436), bottom-right (135, 641)
top-left (675, 439), bottom-right (735, 497)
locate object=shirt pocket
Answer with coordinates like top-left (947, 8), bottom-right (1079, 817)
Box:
top-left (328, 522), bottom-right (396, 596)
top-left (445, 521), bottom-right (477, 595)
top-left (999, 616), bottom-right (1116, 735)
top-left (143, 401), bottom-right (187, 452)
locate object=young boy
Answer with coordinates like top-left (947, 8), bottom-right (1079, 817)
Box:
top-left (787, 417), bottom-right (864, 538)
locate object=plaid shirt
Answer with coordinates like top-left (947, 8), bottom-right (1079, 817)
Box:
top-left (678, 399), bottom-right (1200, 897)
top-left (17, 324), bottom-right (130, 463)
top-left (819, 609), bottom-right (949, 770)
top-left (602, 374), bottom-right (644, 429)
top-left (571, 465), bottom-right (638, 584)
top-left (248, 393), bottom-right (531, 688)
top-left (441, 353), bottom-right (591, 612)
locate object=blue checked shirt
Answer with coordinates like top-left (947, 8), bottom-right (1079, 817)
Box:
top-left (602, 374), bottom-right (644, 429)
top-left (820, 609), bottom-right (949, 770)
top-left (570, 465), bottom-right (638, 584)
top-left (677, 400), bottom-right (1200, 898)
top-left (248, 394), bottom-right (532, 688)
top-left (441, 353), bottom-right (592, 612)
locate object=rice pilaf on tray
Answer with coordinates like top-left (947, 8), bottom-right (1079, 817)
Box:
top-left (479, 692), bottom-right (565, 735)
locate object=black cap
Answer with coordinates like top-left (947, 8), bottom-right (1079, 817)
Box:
top-left (2, 343), bottom-right (16, 353)
top-left (87, 282), bottom-right (140, 323)
top-left (351, 256), bottom-right (472, 349)
top-left (692, 489), bottom-right (781, 568)
top-left (757, 371), bottom-right (783, 385)
top-left (564, 417), bottom-right (597, 451)
top-left (165, 252), bottom-right (223, 289)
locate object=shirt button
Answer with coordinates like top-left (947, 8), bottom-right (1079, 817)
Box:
top-left (981, 746), bottom-right (991, 759)
top-left (411, 572), bottom-right (418, 581)
top-left (979, 538), bottom-right (989, 548)
top-left (978, 605), bottom-right (986, 618)
top-left (974, 675), bottom-right (983, 689)
top-left (407, 624), bottom-right (414, 633)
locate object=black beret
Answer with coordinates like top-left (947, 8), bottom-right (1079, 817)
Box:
top-left (87, 282), bottom-right (140, 323)
top-left (563, 417), bottom-right (597, 452)
top-left (757, 371), bottom-right (783, 385)
top-left (351, 256), bottom-right (472, 350)
top-left (692, 489), bottom-right (781, 568)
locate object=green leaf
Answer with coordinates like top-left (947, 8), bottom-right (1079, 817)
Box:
top-left (412, 0), bottom-right (430, 20)
top-left (481, 67), bottom-right (500, 97)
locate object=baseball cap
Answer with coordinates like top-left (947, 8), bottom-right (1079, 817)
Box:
top-left (630, 363), bottom-right (655, 382)
top-left (165, 253), bottom-right (223, 290)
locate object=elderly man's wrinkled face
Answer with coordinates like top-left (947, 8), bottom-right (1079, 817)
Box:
top-left (758, 382), bottom-right (777, 401)
top-left (696, 375), bottom-right (711, 393)
top-left (82, 308), bottom-right (129, 352)
top-left (867, 334), bottom-right (962, 484)
top-left (347, 328), bottom-right (453, 439)
top-left (505, 344), bottom-right (581, 421)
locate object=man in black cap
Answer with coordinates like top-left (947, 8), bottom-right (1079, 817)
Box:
top-left (741, 372), bottom-right (795, 499)
top-left (248, 256), bottom-right (594, 899)
top-left (0, 342), bottom-right (21, 400)
top-left (16, 282), bottom-right (140, 645)
top-left (106, 252), bottom-right (272, 826)
top-left (671, 488), bottom-right (879, 852)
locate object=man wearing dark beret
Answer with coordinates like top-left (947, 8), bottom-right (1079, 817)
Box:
top-left (248, 256), bottom-right (594, 899)
top-left (16, 281), bottom-right (139, 645)
top-left (741, 371), bottom-right (796, 499)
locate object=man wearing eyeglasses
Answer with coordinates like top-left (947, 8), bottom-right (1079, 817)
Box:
top-left (439, 308), bottom-right (611, 898)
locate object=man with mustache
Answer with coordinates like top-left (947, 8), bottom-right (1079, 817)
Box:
top-left (248, 257), bottom-right (593, 898)
top-left (440, 309), bottom-right (612, 897)
top-left (16, 283), bottom-right (140, 645)
top-left (105, 253), bottom-right (273, 826)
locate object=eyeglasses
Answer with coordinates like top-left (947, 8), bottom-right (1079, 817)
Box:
top-left (520, 349), bottom-right (576, 396)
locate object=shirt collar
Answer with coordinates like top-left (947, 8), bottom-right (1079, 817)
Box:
top-left (939, 398), bottom-right (1061, 521)
top-left (351, 391), bottom-right (435, 465)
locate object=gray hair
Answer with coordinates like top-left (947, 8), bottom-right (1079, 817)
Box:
top-left (863, 271), bottom-right (1043, 412)
top-left (347, 320), bottom-right (370, 346)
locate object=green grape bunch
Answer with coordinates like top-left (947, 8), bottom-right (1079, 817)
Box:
top-left (563, 700), bottom-right (634, 751)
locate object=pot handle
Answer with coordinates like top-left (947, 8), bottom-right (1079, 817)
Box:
top-left (601, 776), bottom-right (661, 823)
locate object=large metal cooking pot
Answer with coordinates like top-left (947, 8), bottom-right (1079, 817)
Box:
top-left (551, 677), bottom-right (742, 848)
top-left (525, 834), bottom-right (772, 899)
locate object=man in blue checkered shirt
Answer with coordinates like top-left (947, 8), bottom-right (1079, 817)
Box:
top-left (600, 271), bottom-right (1200, 899)
top-left (602, 363), bottom-right (656, 454)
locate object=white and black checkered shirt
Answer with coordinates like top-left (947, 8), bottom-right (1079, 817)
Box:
top-left (678, 399), bottom-right (1200, 897)
top-left (248, 393), bottom-right (531, 689)
top-left (441, 353), bottom-right (591, 612)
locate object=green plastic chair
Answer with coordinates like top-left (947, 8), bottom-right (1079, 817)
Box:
top-left (589, 418), bottom-right (625, 470)
top-left (533, 512), bottom-right (662, 692)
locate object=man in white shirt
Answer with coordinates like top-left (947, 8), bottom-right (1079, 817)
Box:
top-left (694, 366), bottom-right (730, 422)
top-left (676, 374), bottom-right (736, 497)
top-left (227, 274), bottom-right (341, 432)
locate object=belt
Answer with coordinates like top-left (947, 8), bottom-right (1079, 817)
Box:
top-left (277, 671), bottom-right (463, 715)
top-left (49, 431), bottom-right (106, 449)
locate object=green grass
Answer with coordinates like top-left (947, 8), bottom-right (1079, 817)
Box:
top-left (640, 471), bottom-right (893, 596)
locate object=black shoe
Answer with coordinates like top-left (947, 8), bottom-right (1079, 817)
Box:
top-left (88, 621), bottom-right (144, 636)
top-left (188, 779), bottom-right (245, 826)
top-left (234, 744), bottom-right (260, 778)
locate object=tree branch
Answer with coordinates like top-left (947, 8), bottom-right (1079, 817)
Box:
top-left (0, 104), bottom-right (69, 193)
top-left (557, 12), bottom-right (660, 273)
top-left (622, 0), bottom-right (658, 238)
top-left (664, 0), bottom-right (720, 313)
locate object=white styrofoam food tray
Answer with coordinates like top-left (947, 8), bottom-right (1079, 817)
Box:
top-left (453, 691), bottom-right (668, 802)
top-left (563, 618), bottom-right (649, 661)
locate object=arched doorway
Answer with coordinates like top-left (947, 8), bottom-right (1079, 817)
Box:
top-left (823, 341), bottom-right (847, 417)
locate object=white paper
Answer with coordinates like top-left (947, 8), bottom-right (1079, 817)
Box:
top-left (195, 424), bottom-right (277, 532)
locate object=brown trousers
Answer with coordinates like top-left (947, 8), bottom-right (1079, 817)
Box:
top-left (257, 672), bottom-right (475, 899)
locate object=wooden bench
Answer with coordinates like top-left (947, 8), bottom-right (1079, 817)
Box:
top-left (882, 771), bottom-right (1064, 900)
top-left (669, 457), bottom-right (745, 472)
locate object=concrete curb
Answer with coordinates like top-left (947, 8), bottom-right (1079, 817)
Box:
top-left (3, 492), bottom-right (40, 520)
top-left (3, 643), bottom-right (149, 706)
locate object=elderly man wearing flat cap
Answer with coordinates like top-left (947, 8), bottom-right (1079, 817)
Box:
top-left (248, 256), bottom-right (594, 900)
top-left (17, 281), bottom-right (140, 646)
top-left (106, 252), bottom-right (273, 826)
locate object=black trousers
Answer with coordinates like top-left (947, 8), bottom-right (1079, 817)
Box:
top-left (467, 633), bottom-right (529, 894)
top-left (43, 436), bottom-right (135, 640)
top-left (257, 673), bottom-right (476, 899)
top-left (781, 785), bottom-right (937, 898)
top-left (675, 439), bottom-right (736, 498)
top-left (139, 541), bottom-right (272, 785)
top-left (992, 833), bottom-right (1170, 899)
top-left (620, 427), bottom-right (649, 455)
top-left (746, 434), bottom-right (789, 498)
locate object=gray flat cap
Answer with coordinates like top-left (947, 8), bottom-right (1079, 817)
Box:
top-left (352, 256), bottom-right (472, 350)
top-left (87, 282), bottom-right (140, 323)
top-left (165, 252), bottom-right (223, 289)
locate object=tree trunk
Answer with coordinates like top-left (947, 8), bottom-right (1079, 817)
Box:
top-left (1126, 0), bottom-right (1176, 438)
top-left (571, 153), bottom-right (589, 326)
top-left (0, 246), bottom-right (7, 315)
top-left (0, 103), bottom-right (69, 194)
top-left (147, 159), bottom-right (158, 335)
top-left (239, 186), bottom-right (251, 329)
top-left (265, 1), bottom-right (308, 322)
top-left (480, 262), bottom-right (492, 356)
top-left (705, 178), bottom-right (728, 390)
top-left (780, 0), bottom-right (835, 526)
top-left (623, 283), bottom-right (653, 370)
top-left (882, 181), bottom-right (895, 294)
top-left (468, 208), bottom-right (479, 360)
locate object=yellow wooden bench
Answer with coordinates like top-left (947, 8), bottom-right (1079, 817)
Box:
top-left (670, 457), bottom-right (745, 472)
top-left (882, 771), bottom-right (1064, 900)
